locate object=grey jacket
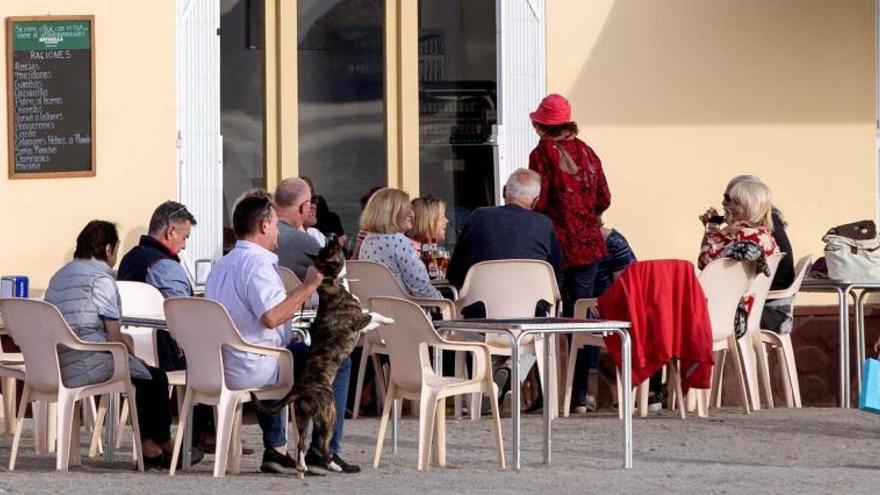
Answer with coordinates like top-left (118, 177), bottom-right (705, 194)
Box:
top-left (44, 258), bottom-right (151, 388)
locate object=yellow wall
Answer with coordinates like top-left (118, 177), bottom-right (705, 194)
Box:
top-left (547, 0), bottom-right (876, 294)
top-left (0, 1), bottom-right (177, 292)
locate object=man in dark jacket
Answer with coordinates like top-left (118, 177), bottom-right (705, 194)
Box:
top-left (447, 168), bottom-right (564, 289)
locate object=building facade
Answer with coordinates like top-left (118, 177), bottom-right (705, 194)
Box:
top-left (0, 0), bottom-right (876, 303)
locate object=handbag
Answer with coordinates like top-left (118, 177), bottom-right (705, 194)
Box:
top-left (859, 356), bottom-right (880, 414)
top-left (822, 220), bottom-right (880, 281)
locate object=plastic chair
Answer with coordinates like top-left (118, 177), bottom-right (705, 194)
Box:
top-left (163, 297), bottom-right (294, 477)
top-left (370, 296), bottom-right (504, 471)
top-left (346, 260), bottom-right (456, 419)
top-left (113, 282), bottom-right (186, 452)
top-left (279, 266), bottom-right (301, 292)
top-left (755, 255), bottom-right (812, 408)
top-left (737, 252), bottom-right (784, 411)
top-left (697, 258), bottom-right (755, 415)
top-left (0, 298), bottom-right (144, 472)
top-left (0, 315), bottom-right (24, 433)
top-left (454, 260), bottom-right (562, 419)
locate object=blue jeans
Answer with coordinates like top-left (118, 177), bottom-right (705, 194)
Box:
top-left (563, 263), bottom-right (600, 404)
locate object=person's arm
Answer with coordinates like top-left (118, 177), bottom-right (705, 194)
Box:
top-left (93, 277), bottom-right (135, 354)
top-left (591, 148), bottom-right (611, 215)
top-left (529, 147), bottom-right (550, 213)
top-left (394, 236), bottom-right (442, 299)
top-left (146, 259), bottom-right (193, 298)
top-left (446, 216), bottom-right (475, 289)
top-left (548, 225), bottom-right (565, 289)
top-left (770, 214), bottom-right (795, 290)
top-left (260, 265), bottom-right (322, 329)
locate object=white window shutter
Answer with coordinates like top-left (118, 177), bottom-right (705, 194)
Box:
top-left (176, 0), bottom-right (223, 275)
top-left (495, 0), bottom-right (546, 204)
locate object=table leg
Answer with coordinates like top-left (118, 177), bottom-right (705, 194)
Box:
top-left (542, 333), bottom-right (552, 465)
top-left (392, 399), bottom-right (399, 454)
top-left (104, 394), bottom-right (116, 464)
top-left (510, 335), bottom-right (522, 472)
top-left (838, 288), bottom-right (850, 408)
top-left (856, 290), bottom-right (869, 396)
top-left (182, 403), bottom-right (193, 471)
top-left (619, 329), bottom-right (633, 469)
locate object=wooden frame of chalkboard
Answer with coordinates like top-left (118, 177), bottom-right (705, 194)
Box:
top-left (6, 15), bottom-right (95, 179)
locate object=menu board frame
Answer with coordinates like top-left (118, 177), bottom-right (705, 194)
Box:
top-left (6, 15), bottom-right (95, 179)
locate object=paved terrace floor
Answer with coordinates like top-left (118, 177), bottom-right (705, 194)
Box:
top-left (0, 408), bottom-right (877, 494)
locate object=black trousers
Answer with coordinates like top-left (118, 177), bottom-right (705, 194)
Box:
top-left (131, 365), bottom-right (172, 445)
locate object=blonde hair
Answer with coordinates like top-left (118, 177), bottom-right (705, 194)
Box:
top-left (409, 196), bottom-right (447, 243)
top-left (728, 180), bottom-right (773, 231)
top-left (360, 188), bottom-right (412, 233)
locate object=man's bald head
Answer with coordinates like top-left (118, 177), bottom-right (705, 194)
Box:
top-left (275, 177), bottom-right (311, 209)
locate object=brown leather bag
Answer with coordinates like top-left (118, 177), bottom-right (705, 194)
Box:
top-left (825, 220), bottom-right (876, 240)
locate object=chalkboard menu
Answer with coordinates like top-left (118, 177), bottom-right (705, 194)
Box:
top-left (6, 16), bottom-right (95, 179)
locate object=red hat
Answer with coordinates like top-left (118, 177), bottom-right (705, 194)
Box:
top-left (529, 94), bottom-right (571, 125)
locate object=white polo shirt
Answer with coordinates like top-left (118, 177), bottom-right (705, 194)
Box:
top-left (206, 240), bottom-right (287, 389)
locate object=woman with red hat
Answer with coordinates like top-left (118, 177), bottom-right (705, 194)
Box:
top-left (529, 93), bottom-right (611, 411)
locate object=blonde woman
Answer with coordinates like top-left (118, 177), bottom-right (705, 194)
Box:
top-left (698, 179), bottom-right (779, 269)
top-left (408, 196), bottom-right (449, 251)
top-left (358, 188), bottom-right (442, 299)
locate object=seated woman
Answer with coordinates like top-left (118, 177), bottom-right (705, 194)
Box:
top-left (358, 188), bottom-right (443, 299)
top-left (43, 220), bottom-right (201, 469)
top-left (408, 196), bottom-right (449, 252)
top-left (699, 179), bottom-right (779, 268)
top-left (700, 176), bottom-right (791, 332)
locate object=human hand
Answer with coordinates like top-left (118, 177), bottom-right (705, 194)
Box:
top-left (339, 234), bottom-right (349, 247)
top-left (698, 207), bottom-right (720, 226)
top-left (303, 265), bottom-right (323, 288)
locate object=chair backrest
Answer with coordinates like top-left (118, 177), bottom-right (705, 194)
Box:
top-left (745, 252), bottom-right (785, 333)
top-left (346, 260), bottom-right (411, 302)
top-left (0, 298), bottom-right (77, 392)
top-left (370, 296), bottom-right (439, 391)
top-left (117, 281), bottom-right (165, 316)
top-left (457, 260), bottom-right (561, 318)
top-left (697, 258), bottom-right (754, 342)
top-left (278, 266), bottom-right (301, 293)
top-left (164, 297), bottom-right (246, 394)
top-left (770, 255), bottom-right (814, 300)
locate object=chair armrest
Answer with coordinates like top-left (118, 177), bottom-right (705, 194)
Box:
top-left (411, 297), bottom-right (457, 320)
top-left (433, 339), bottom-right (491, 377)
top-left (766, 288), bottom-right (795, 300)
top-left (64, 340), bottom-right (131, 380)
top-left (230, 340), bottom-right (290, 358)
top-left (275, 349), bottom-right (294, 388)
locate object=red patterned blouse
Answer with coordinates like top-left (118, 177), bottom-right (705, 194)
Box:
top-left (529, 137), bottom-right (611, 269)
top-left (698, 221), bottom-right (779, 270)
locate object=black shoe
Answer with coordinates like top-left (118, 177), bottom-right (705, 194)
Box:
top-left (260, 448), bottom-right (298, 474)
top-left (305, 450), bottom-right (361, 474)
top-left (648, 389), bottom-right (667, 412)
top-left (143, 447), bottom-right (204, 471)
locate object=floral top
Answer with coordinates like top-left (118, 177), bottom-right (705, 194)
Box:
top-left (698, 221), bottom-right (779, 270)
top-left (529, 137), bottom-right (611, 269)
top-left (359, 232), bottom-right (442, 299)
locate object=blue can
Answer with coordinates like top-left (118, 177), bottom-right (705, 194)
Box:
top-left (1, 276), bottom-right (28, 298)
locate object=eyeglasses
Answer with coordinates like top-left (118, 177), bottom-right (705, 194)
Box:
top-left (168, 205), bottom-right (189, 221)
top-left (723, 193), bottom-right (732, 203)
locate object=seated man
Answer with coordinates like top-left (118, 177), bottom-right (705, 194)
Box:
top-left (447, 168), bottom-right (563, 289)
top-left (274, 177), bottom-right (360, 473)
top-left (206, 190), bottom-right (323, 474)
top-left (118, 201), bottom-right (217, 451)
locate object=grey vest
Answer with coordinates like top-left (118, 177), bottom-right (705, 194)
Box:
top-left (44, 258), bottom-right (151, 387)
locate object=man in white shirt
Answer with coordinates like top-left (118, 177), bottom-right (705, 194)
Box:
top-left (206, 190), bottom-right (322, 474)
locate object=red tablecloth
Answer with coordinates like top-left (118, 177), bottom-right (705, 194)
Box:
top-left (599, 259), bottom-right (713, 392)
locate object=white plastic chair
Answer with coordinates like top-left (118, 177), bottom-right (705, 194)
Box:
top-left (279, 266), bottom-right (301, 292)
top-left (454, 260), bottom-right (562, 419)
top-left (346, 260), bottom-right (456, 419)
top-left (0, 315), bottom-right (24, 433)
top-left (370, 296), bottom-right (504, 471)
top-left (0, 298), bottom-right (144, 472)
top-left (113, 282), bottom-right (186, 452)
top-left (737, 252), bottom-right (784, 411)
top-left (164, 297), bottom-right (294, 477)
top-left (697, 258), bottom-right (756, 415)
top-left (755, 255), bottom-right (812, 408)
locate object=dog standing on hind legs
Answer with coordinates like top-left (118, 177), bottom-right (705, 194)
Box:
top-left (252, 234), bottom-right (393, 477)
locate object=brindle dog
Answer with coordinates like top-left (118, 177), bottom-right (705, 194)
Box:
top-left (252, 234), bottom-right (392, 477)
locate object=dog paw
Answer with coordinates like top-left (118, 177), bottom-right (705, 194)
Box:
top-left (369, 312), bottom-right (395, 325)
